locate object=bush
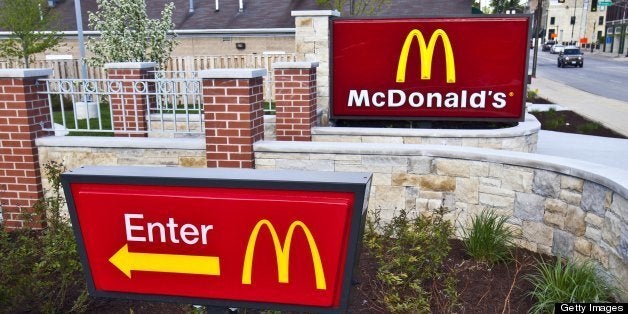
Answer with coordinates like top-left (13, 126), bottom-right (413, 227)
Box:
top-left (463, 209), bottom-right (514, 264)
top-left (526, 258), bottom-right (618, 313)
top-left (364, 207), bottom-right (458, 313)
top-left (0, 161), bottom-right (89, 312)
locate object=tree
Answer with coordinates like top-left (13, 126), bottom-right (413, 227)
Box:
top-left (0, 0), bottom-right (61, 68)
top-left (315, 0), bottom-right (391, 16)
top-left (86, 0), bottom-right (177, 67)
top-left (489, 0), bottom-right (524, 13)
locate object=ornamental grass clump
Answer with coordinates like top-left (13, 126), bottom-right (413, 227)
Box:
top-left (463, 209), bottom-right (514, 264)
top-left (526, 258), bottom-right (619, 314)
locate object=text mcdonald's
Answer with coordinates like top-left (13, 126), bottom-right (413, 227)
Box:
top-left (62, 166), bottom-right (372, 312)
top-left (332, 16), bottom-right (531, 121)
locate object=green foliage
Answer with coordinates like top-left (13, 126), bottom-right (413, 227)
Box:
top-left (577, 121), bottom-right (601, 134)
top-left (544, 107), bottom-right (566, 129)
top-left (0, 0), bottom-right (62, 67)
top-left (87, 0), bottom-right (177, 67)
top-left (526, 258), bottom-right (618, 313)
top-left (463, 209), bottom-right (514, 264)
top-left (489, 0), bottom-right (524, 13)
top-left (526, 88), bottom-right (539, 102)
top-left (364, 207), bottom-right (458, 313)
top-left (0, 161), bottom-right (89, 312)
top-left (315, 0), bottom-right (391, 16)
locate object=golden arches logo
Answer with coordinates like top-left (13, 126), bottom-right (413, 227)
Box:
top-left (396, 29), bottom-right (456, 84)
top-left (241, 219), bottom-right (326, 290)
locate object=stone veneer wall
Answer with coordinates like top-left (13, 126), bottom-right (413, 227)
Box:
top-left (254, 140), bottom-right (628, 298)
top-left (36, 137), bottom-right (206, 192)
top-left (315, 114), bottom-right (541, 153)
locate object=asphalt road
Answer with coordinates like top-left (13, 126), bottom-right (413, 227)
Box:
top-left (530, 50), bottom-right (628, 102)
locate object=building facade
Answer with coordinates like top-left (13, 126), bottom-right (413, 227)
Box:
top-left (546, 0), bottom-right (607, 46)
top-left (604, 0), bottom-right (627, 55)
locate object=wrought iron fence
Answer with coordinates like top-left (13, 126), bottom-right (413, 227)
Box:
top-left (40, 77), bottom-right (204, 137)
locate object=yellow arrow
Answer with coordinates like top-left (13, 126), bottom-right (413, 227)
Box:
top-left (109, 244), bottom-right (221, 278)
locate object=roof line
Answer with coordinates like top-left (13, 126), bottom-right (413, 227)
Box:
top-left (0, 28), bottom-right (296, 37)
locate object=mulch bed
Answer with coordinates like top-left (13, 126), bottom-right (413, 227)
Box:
top-left (85, 240), bottom-right (551, 313)
top-left (529, 110), bottom-right (626, 139)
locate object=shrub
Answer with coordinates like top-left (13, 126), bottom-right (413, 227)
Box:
top-left (0, 161), bottom-right (89, 312)
top-left (544, 108), bottom-right (566, 130)
top-left (364, 207), bottom-right (458, 313)
top-left (577, 121), bottom-right (601, 134)
top-left (463, 209), bottom-right (514, 264)
top-left (526, 258), bottom-right (618, 313)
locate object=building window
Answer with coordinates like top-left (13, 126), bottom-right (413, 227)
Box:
top-left (598, 16), bottom-right (604, 25)
top-left (550, 17), bottom-right (555, 25)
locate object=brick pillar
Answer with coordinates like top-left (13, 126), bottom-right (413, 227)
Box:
top-left (199, 69), bottom-right (266, 169)
top-left (273, 62), bottom-right (318, 141)
top-left (105, 62), bottom-right (156, 137)
top-left (0, 69), bottom-right (53, 230)
top-left (292, 10), bottom-right (339, 126)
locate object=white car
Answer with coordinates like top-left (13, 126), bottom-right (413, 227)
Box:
top-left (551, 44), bottom-right (565, 54)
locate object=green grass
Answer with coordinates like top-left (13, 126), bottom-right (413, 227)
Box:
top-left (526, 258), bottom-right (618, 313)
top-left (462, 209), bottom-right (514, 264)
top-left (52, 103), bottom-right (113, 136)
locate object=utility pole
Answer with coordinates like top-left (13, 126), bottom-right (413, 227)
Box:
top-left (74, 0), bottom-right (88, 81)
top-left (571, 0), bottom-right (578, 43)
top-left (532, 0), bottom-right (542, 77)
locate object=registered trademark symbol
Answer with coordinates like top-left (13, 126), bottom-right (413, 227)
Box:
top-left (508, 92), bottom-right (515, 97)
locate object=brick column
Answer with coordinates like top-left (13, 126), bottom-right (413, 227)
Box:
top-left (105, 62), bottom-right (156, 137)
top-left (0, 69), bottom-right (53, 230)
top-left (292, 10), bottom-right (339, 126)
top-left (199, 69), bottom-right (266, 169)
top-left (273, 62), bottom-right (318, 141)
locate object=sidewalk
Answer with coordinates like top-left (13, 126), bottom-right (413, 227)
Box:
top-left (529, 77), bottom-right (628, 138)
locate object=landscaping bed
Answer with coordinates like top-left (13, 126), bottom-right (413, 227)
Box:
top-left (529, 110), bottom-right (626, 139)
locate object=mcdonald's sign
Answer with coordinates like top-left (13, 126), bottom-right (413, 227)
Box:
top-left (332, 16), bottom-right (531, 122)
top-left (62, 166), bottom-right (371, 312)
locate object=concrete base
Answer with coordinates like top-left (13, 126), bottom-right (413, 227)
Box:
top-left (74, 101), bottom-right (98, 120)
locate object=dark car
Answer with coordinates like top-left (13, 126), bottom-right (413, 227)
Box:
top-left (557, 47), bottom-right (584, 68)
top-left (542, 40), bottom-right (556, 52)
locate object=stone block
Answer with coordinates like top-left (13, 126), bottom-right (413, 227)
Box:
top-left (479, 177), bottom-right (501, 188)
top-left (371, 186), bottom-right (406, 211)
top-left (361, 136), bottom-right (403, 144)
top-left (488, 163), bottom-right (503, 178)
top-left (514, 238), bottom-right (538, 252)
top-left (602, 212), bottom-right (623, 249)
top-left (544, 211), bottom-right (565, 229)
top-left (552, 229), bottom-right (575, 258)
top-left (403, 137), bottom-right (423, 144)
top-left (514, 193), bottom-right (545, 222)
top-left (372, 173), bottom-right (391, 186)
top-left (502, 167), bottom-right (533, 192)
top-left (532, 170), bottom-right (561, 198)
top-left (276, 159), bottom-right (334, 171)
top-left (455, 178), bottom-right (479, 204)
top-left (565, 205), bottom-right (586, 236)
top-left (461, 137), bottom-right (480, 148)
top-left (179, 156), bottom-right (206, 168)
top-left (479, 193), bottom-right (514, 208)
top-left (582, 181), bottom-right (609, 216)
top-left (408, 156), bottom-right (432, 174)
top-left (421, 190), bottom-right (444, 200)
top-left (591, 245), bottom-right (609, 267)
top-left (585, 227), bottom-right (602, 242)
top-left (545, 198), bottom-right (568, 214)
top-left (610, 193), bottom-right (628, 221)
top-left (585, 213), bottom-right (604, 228)
top-left (561, 175), bottom-right (584, 192)
top-left (435, 159), bottom-right (471, 178)
top-left (608, 254), bottom-right (628, 300)
top-left (574, 238), bottom-right (592, 256)
top-left (479, 185), bottom-right (515, 197)
top-left (469, 162), bottom-right (489, 177)
top-left (559, 190), bottom-right (582, 206)
top-left (392, 173), bottom-right (421, 186)
top-left (363, 155), bottom-right (409, 167)
top-left (419, 175), bottom-right (456, 192)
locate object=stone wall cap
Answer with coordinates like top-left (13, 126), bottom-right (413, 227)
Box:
top-left (198, 68), bottom-right (267, 79)
top-left (36, 136), bottom-right (204, 150)
top-left (291, 10), bottom-right (340, 17)
top-left (273, 61), bottom-right (320, 69)
top-left (104, 62), bottom-right (157, 69)
top-left (0, 68), bottom-right (53, 78)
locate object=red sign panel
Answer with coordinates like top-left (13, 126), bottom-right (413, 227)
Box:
top-left (62, 167), bottom-right (371, 312)
top-left (331, 17), bottom-right (531, 121)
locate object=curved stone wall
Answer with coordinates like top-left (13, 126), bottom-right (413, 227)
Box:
top-left (313, 114), bottom-right (541, 152)
top-left (254, 140), bottom-right (628, 299)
